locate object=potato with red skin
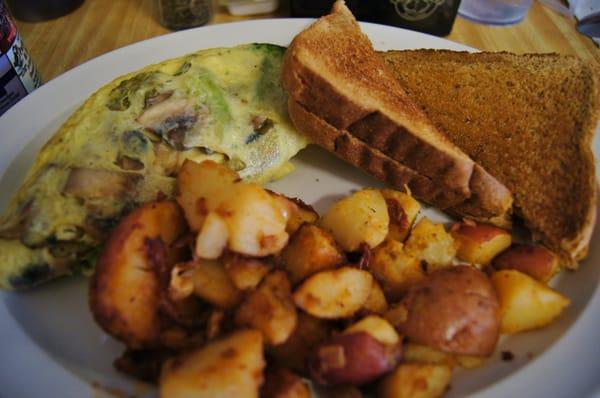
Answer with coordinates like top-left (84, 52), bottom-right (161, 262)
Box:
top-left (343, 315), bottom-right (400, 346)
top-left (493, 244), bottom-right (559, 283)
top-left (396, 265), bottom-right (500, 356)
top-left (90, 200), bottom-right (196, 350)
top-left (281, 224), bottom-right (345, 284)
top-left (268, 312), bottom-right (331, 374)
top-left (308, 332), bottom-right (400, 386)
top-left (450, 221), bottom-right (512, 265)
top-left (261, 367), bottom-right (310, 398)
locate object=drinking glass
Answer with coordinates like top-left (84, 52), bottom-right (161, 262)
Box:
top-left (458, 0), bottom-right (533, 25)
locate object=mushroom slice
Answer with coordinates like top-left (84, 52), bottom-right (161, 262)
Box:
top-left (64, 168), bottom-right (142, 201)
top-left (137, 97), bottom-right (198, 150)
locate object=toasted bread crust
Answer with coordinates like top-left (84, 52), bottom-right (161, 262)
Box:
top-left (289, 99), bottom-right (464, 207)
top-left (282, 2), bottom-right (475, 190)
top-left (282, 0), bottom-right (512, 225)
top-left (289, 99), bottom-right (512, 225)
top-left (381, 49), bottom-right (600, 266)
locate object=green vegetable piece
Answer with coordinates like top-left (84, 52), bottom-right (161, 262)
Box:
top-left (107, 72), bottom-right (157, 111)
top-left (174, 60), bottom-right (192, 76)
top-left (197, 68), bottom-right (232, 124)
top-left (253, 44), bottom-right (287, 115)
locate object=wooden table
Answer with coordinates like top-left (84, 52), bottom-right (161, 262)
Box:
top-left (13, 0), bottom-right (600, 83)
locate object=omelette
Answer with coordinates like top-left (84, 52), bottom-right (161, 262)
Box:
top-left (0, 44), bottom-right (307, 289)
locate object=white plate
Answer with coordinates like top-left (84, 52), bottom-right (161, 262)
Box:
top-left (0, 19), bottom-right (599, 398)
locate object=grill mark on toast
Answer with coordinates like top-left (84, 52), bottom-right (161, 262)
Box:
top-left (289, 100), bottom-right (475, 210)
top-left (347, 110), bottom-right (461, 190)
top-left (348, 112), bottom-right (395, 149)
top-left (281, 3), bottom-right (513, 230)
top-left (359, 140), bottom-right (375, 169)
top-left (333, 135), bottom-right (343, 153)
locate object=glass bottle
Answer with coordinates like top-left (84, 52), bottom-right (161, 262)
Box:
top-left (158, 0), bottom-right (214, 30)
top-left (0, 0), bottom-right (42, 116)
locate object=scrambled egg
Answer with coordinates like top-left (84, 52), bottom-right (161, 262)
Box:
top-left (0, 44), bottom-right (307, 289)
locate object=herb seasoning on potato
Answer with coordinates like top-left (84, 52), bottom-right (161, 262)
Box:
top-left (88, 160), bottom-right (570, 397)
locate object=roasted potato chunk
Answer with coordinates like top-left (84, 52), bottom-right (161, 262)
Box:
top-left (90, 201), bottom-right (193, 349)
top-left (261, 367), bottom-right (310, 398)
top-left (176, 160), bottom-right (289, 256)
top-left (380, 189), bottom-right (420, 242)
top-left (450, 221), bottom-right (512, 265)
top-left (403, 342), bottom-right (484, 369)
top-left (361, 279), bottom-right (388, 315)
top-left (188, 259), bottom-right (242, 309)
top-left (405, 218), bottom-right (457, 270)
top-left (344, 315), bottom-right (400, 346)
top-left (160, 330), bottom-right (265, 398)
top-left (268, 312), bottom-right (331, 374)
top-left (371, 239), bottom-right (424, 301)
top-left (379, 363), bottom-right (452, 398)
top-left (176, 159), bottom-right (238, 231)
top-left (293, 266), bottom-right (373, 319)
top-left (235, 271), bottom-right (298, 345)
top-left (308, 332), bottom-right (399, 386)
top-left (397, 265), bottom-right (500, 356)
top-left (493, 244), bottom-right (559, 283)
top-left (319, 189), bottom-right (389, 251)
top-left (491, 270), bottom-right (570, 334)
top-left (455, 355), bottom-right (486, 369)
top-left (223, 253), bottom-right (271, 291)
top-left (281, 224), bottom-right (345, 284)
top-left (270, 193), bottom-right (319, 235)
top-left (403, 343), bottom-right (456, 367)
top-left (195, 211), bottom-right (229, 259)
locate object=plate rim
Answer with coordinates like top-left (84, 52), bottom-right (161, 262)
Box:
top-left (0, 18), bottom-right (599, 398)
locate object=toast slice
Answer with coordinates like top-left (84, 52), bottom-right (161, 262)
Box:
top-left (281, 0), bottom-right (513, 226)
top-left (381, 49), bottom-right (600, 267)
